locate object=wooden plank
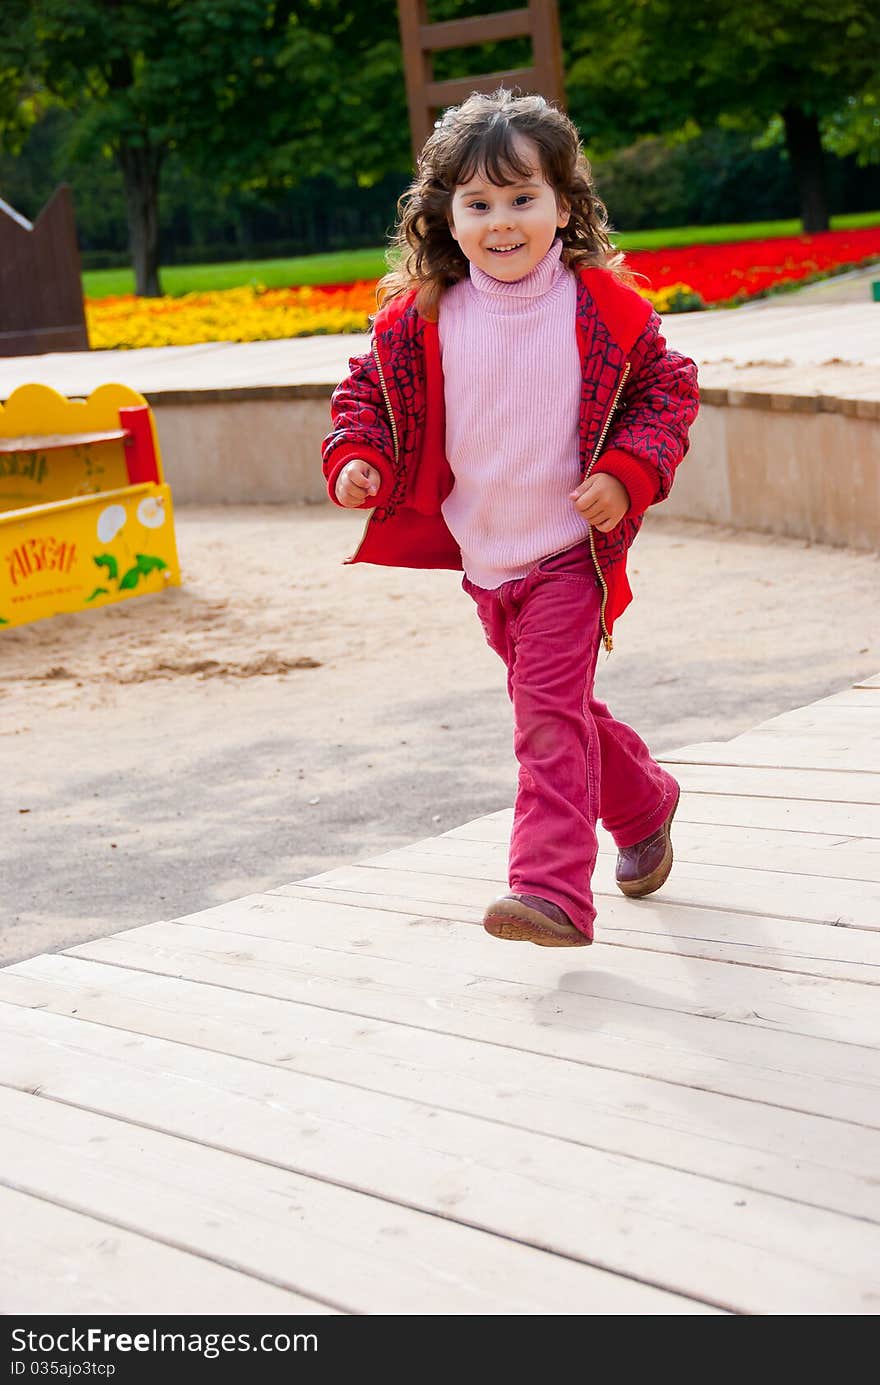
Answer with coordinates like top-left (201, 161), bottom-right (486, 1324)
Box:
top-left (397, 0), bottom-right (433, 157)
top-left (661, 736), bottom-right (880, 773)
top-left (420, 8), bottom-right (532, 51)
top-left (0, 1087), bottom-right (704, 1316)
top-left (749, 708), bottom-right (880, 738)
top-left (595, 831), bottom-right (880, 877)
top-left (2, 956), bottom-right (878, 1224)
top-left (656, 760), bottom-right (880, 805)
top-left (444, 794), bottom-right (880, 839)
top-left (0, 1182), bottom-right (329, 1315)
top-left (65, 915), bottom-right (880, 1044)
top-left (298, 853), bottom-right (880, 933)
top-left (448, 817), bottom-right (858, 854)
top-left (275, 881), bottom-right (880, 982)
top-left (426, 67), bottom-right (538, 107)
top-left (0, 1004), bottom-right (875, 1314)
top-left (403, 819), bottom-right (878, 868)
top-left (57, 913), bottom-right (880, 1122)
top-left (411, 822), bottom-right (880, 885)
top-left (273, 851), bottom-right (880, 981)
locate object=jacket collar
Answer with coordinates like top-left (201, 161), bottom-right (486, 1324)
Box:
top-left (372, 264), bottom-right (651, 358)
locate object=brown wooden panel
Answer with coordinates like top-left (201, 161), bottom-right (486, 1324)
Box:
top-left (426, 66), bottom-right (538, 108)
top-left (420, 8), bottom-right (531, 51)
top-left (0, 186), bottom-right (88, 357)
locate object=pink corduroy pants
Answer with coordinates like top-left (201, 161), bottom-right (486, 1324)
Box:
top-left (462, 538), bottom-right (679, 940)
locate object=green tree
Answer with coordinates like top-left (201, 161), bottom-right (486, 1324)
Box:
top-left (824, 90), bottom-right (880, 168)
top-left (4, 1), bottom-right (329, 295)
top-left (0, 0), bottom-right (408, 295)
top-left (562, 0), bottom-right (880, 232)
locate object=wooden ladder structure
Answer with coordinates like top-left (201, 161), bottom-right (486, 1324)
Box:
top-left (397, 0), bottom-right (565, 159)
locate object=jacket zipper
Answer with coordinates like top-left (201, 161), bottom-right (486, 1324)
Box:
top-left (371, 341), bottom-right (400, 467)
top-left (584, 360), bottom-right (631, 653)
top-left (354, 344), bottom-right (630, 647)
top-left (348, 340), bottom-right (400, 562)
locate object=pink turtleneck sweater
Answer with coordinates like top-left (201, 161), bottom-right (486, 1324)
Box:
top-left (438, 237), bottom-right (591, 590)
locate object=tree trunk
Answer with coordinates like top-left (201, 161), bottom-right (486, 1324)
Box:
top-left (118, 141), bottom-right (163, 296)
top-left (782, 105), bottom-right (829, 233)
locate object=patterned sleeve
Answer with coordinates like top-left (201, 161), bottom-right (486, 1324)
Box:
top-left (597, 310), bottom-right (700, 516)
top-left (321, 345), bottom-right (396, 508)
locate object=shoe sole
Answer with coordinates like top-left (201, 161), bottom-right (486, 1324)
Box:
top-left (616, 784), bottom-right (680, 899)
top-left (483, 901), bottom-right (592, 947)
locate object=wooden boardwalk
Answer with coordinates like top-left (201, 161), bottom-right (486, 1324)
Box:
top-left (1, 674), bottom-right (879, 1315)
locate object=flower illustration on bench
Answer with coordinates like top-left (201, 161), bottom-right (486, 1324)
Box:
top-left (88, 496), bottom-right (171, 601)
top-left (86, 551), bottom-right (171, 602)
top-left (96, 504), bottom-right (126, 543)
top-left (137, 496), bottom-right (166, 529)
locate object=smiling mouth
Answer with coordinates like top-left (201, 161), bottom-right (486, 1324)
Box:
top-left (488, 244), bottom-right (524, 254)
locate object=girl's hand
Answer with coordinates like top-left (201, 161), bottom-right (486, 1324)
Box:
top-left (569, 472), bottom-right (630, 532)
top-left (336, 459), bottom-right (381, 508)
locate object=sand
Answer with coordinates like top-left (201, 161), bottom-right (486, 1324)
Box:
top-left (1, 502), bottom-right (877, 965)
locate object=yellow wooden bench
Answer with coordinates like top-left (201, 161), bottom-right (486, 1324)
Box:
top-left (0, 382), bottom-right (180, 629)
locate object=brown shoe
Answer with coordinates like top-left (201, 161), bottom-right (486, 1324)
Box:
top-left (615, 784), bottom-right (680, 898)
top-left (483, 893), bottom-right (592, 947)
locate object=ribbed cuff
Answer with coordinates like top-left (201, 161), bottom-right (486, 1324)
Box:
top-left (594, 448), bottom-right (658, 517)
top-left (325, 444), bottom-right (394, 508)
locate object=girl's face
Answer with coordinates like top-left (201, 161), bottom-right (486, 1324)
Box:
top-left (448, 133), bottom-right (570, 282)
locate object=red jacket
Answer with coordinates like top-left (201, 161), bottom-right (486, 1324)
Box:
top-left (322, 265), bottom-right (699, 648)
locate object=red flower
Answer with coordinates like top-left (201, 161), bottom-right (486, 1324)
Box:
top-left (625, 226), bottom-right (880, 304)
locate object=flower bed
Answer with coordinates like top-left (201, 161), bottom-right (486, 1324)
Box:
top-left (85, 225), bottom-right (880, 347)
top-left (85, 282), bottom-right (378, 350)
top-left (629, 225), bottom-right (880, 309)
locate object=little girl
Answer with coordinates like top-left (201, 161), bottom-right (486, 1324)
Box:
top-left (322, 89), bottom-right (699, 948)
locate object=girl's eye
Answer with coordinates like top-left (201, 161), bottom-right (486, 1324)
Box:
top-left (466, 195), bottom-right (532, 210)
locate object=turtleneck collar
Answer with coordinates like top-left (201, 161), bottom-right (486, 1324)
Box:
top-left (468, 236), bottom-right (566, 312)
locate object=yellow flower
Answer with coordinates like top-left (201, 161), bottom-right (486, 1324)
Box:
top-left (85, 282), bottom-right (377, 349)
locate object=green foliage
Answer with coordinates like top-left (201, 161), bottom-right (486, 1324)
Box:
top-left (0, 1), bottom-right (40, 148)
top-left (588, 126), bottom-right (880, 229)
top-left (9, 1), bottom-right (328, 173)
top-left (0, 1), bottom-right (411, 286)
top-left (825, 91), bottom-right (880, 166)
top-left (562, 0), bottom-right (880, 158)
top-left (4, 0), bottom-right (879, 276)
top-left (662, 286), bottom-right (706, 311)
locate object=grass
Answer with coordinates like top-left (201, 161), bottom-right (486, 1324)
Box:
top-left (82, 210), bottom-right (880, 298)
top-left (83, 247), bottom-right (389, 299)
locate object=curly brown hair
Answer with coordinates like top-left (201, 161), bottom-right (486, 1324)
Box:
top-left (377, 88), bottom-right (627, 320)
